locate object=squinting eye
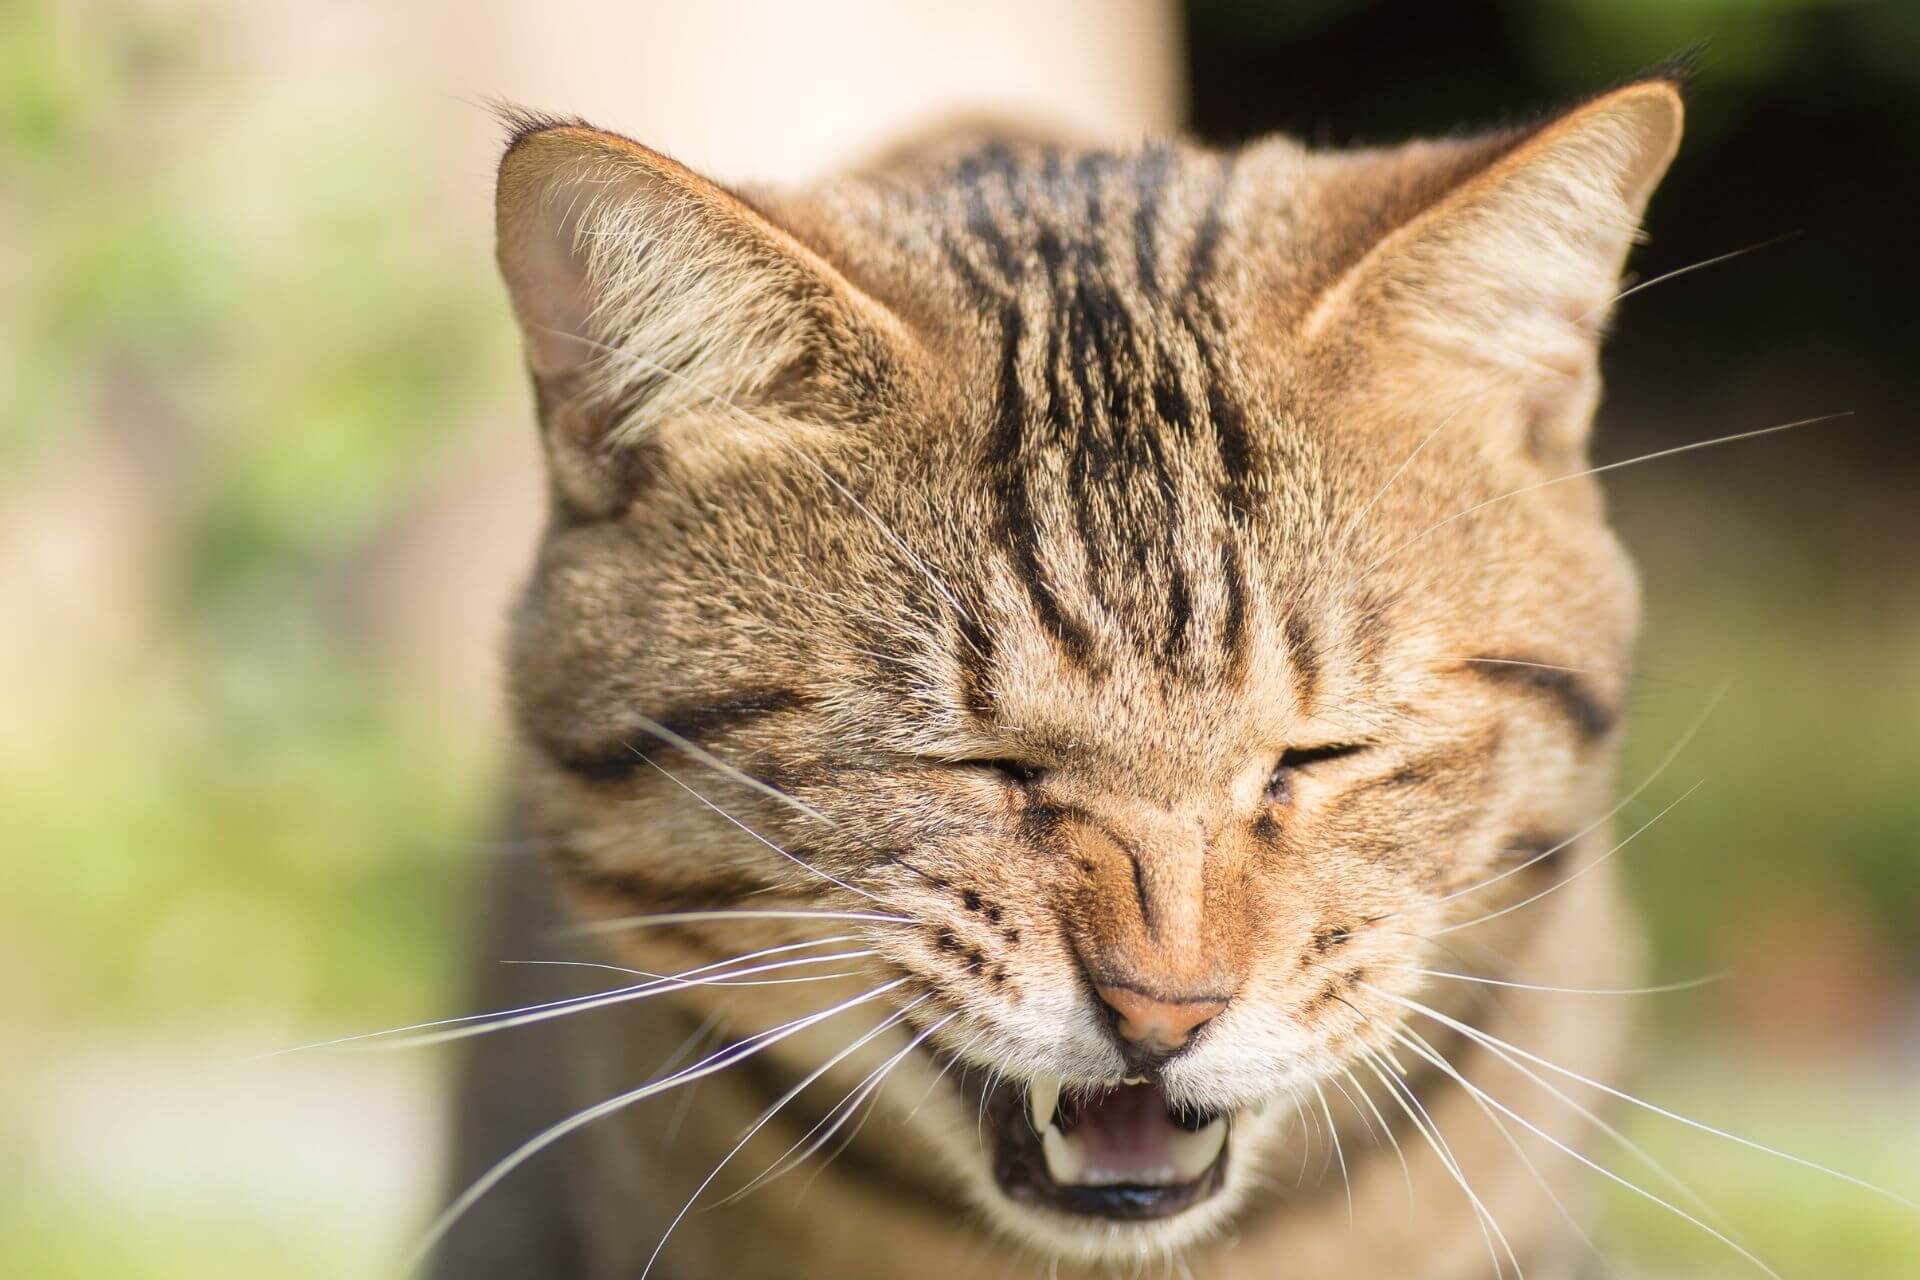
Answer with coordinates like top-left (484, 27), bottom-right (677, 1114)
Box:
top-left (957, 758), bottom-right (1046, 787)
top-left (1264, 743), bottom-right (1368, 805)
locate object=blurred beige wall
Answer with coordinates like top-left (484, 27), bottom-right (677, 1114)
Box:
top-left (211, 0), bottom-right (1182, 731)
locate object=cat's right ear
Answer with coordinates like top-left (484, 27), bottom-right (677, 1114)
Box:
top-left (494, 113), bottom-right (917, 515)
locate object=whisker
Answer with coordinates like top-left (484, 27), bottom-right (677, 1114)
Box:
top-left (1387, 1023), bottom-right (1782, 1279)
top-left (504, 958), bottom-right (873, 988)
top-left (641, 1001), bottom-right (945, 1276)
top-left (620, 714), bottom-right (832, 827)
top-left (1324, 1071), bottom-right (1380, 1151)
top-left (1312, 1080), bottom-right (1353, 1229)
top-left (636, 753), bottom-right (880, 901)
top-left (1412, 966), bottom-right (1728, 998)
top-left (713, 1018), bottom-right (934, 1206)
top-left (1333, 406), bottom-right (1465, 555)
top-left (1384, 676), bottom-right (1730, 922)
top-left (1583, 232), bottom-right (1800, 322)
top-left (778, 443), bottom-right (980, 636)
top-left (261, 936), bottom-right (860, 1057)
top-left (535, 323), bottom-right (977, 634)
top-left (1359, 1046), bottom-right (1515, 1277)
top-left (385, 951), bottom-right (879, 1051)
top-left (794, 1013), bottom-right (954, 1197)
top-left (566, 908), bottom-right (916, 938)
top-left (356, 947), bottom-right (876, 1054)
top-left (1397, 997), bottom-right (1735, 1235)
top-left (1353, 413), bottom-right (1850, 583)
top-left (659, 1009), bottom-right (734, 1157)
top-left (1431, 780), bottom-right (1704, 936)
top-left (1371, 986), bottom-right (1920, 1213)
top-left (1458, 656), bottom-right (1609, 676)
top-left (409, 977), bottom-right (908, 1269)
top-left (1399, 1028), bottom-right (1608, 1270)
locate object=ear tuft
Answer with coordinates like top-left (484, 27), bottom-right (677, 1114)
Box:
top-left (1301, 79), bottom-right (1684, 461)
top-left (493, 112), bottom-right (911, 514)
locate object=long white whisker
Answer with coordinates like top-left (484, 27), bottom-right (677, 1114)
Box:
top-left (1335, 407), bottom-right (1464, 554)
top-left (1413, 966), bottom-right (1728, 997)
top-left (566, 908), bottom-right (915, 937)
top-left (1583, 232), bottom-right (1799, 322)
top-left (1343, 1066), bottom-right (1413, 1205)
top-left (1459, 656), bottom-right (1608, 676)
top-left (658, 1010), bottom-right (734, 1157)
top-left (778, 443), bottom-right (979, 634)
top-left (263, 936), bottom-right (859, 1057)
top-left (532, 324), bottom-right (976, 634)
top-left (1378, 678), bottom-right (1732, 922)
top-left (1372, 986), bottom-right (1920, 1213)
top-left (1312, 1080), bottom-right (1353, 1229)
top-left (407, 977), bottom-right (908, 1269)
top-left (372, 948), bottom-right (876, 1053)
top-left (1388, 1024), bottom-right (1782, 1279)
top-left (1354, 413), bottom-right (1849, 582)
top-left (640, 1001), bottom-right (941, 1277)
top-left (1400, 1000), bottom-right (1735, 1235)
top-left (621, 714), bottom-right (832, 827)
top-left (504, 958), bottom-right (871, 988)
top-left (794, 1013), bottom-right (955, 1196)
top-left (1399, 1028), bottom-right (1608, 1270)
top-left (717, 1011), bottom-right (951, 1207)
top-left (637, 753), bottom-right (879, 900)
top-left (1432, 780), bottom-right (1705, 936)
top-left (1360, 1047), bottom-right (1514, 1278)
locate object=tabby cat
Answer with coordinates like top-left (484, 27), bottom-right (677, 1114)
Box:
top-left (432, 72), bottom-right (1694, 1278)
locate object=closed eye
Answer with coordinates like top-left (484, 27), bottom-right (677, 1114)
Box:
top-left (1265, 742), bottom-right (1369, 805)
top-left (952, 758), bottom-right (1047, 787)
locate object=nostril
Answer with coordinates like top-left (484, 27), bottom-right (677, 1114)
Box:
top-left (1093, 983), bottom-right (1229, 1054)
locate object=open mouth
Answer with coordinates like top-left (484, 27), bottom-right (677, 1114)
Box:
top-left (985, 1073), bottom-right (1231, 1220)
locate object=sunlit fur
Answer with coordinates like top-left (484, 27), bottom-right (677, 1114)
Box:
top-left (441, 78), bottom-right (1690, 1279)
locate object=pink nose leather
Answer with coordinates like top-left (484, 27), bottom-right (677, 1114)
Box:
top-left (1094, 984), bottom-right (1228, 1052)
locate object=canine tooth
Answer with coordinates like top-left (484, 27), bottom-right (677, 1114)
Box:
top-left (1029, 1074), bottom-right (1061, 1132)
top-left (1168, 1117), bottom-right (1228, 1182)
top-left (1122, 1075), bottom-right (1149, 1085)
top-left (1041, 1125), bottom-right (1086, 1185)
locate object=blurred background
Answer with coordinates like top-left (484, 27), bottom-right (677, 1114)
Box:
top-left (2, 1), bottom-right (1914, 1276)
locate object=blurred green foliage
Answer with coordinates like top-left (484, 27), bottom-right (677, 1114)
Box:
top-left (2, 0), bottom-right (511, 1036)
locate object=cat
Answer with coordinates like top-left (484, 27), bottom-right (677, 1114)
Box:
top-left (429, 70), bottom-right (1693, 1278)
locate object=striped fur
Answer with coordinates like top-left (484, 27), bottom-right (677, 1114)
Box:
top-left (440, 77), bottom-right (1686, 1279)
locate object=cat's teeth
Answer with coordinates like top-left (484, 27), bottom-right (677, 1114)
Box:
top-left (1041, 1125), bottom-right (1085, 1184)
top-left (1029, 1073), bottom-right (1061, 1132)
top-left (1168, 1117), bottom-right (1229, 1182)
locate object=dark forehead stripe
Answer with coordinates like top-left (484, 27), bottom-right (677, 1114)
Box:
top-left (940, 140), bottom-right (1257, 685)
top-left (988, 301), bottom-right (1100, 668)
top-left (538, 686), bottom-right (810, 782)
top-left (1131, 142), bottom-right (1175, 296)
top-left (1461, 657), bottom-right (1617, 742)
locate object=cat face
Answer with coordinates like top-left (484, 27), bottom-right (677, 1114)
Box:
top-left (497, 82), bottom-right (1678, 1259)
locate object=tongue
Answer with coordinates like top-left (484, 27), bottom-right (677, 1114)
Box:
top-left (1068, 1084), bottom-right (1177, 1184)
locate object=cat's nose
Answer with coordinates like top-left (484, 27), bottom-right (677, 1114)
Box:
top-left (1093, 983), bottom-right (1229, 1056)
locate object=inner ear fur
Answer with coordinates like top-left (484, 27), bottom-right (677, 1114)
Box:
top-left (494, 113), bottom-right (916, 515)
top-left (1299, 79), bottom-right (1685, 463)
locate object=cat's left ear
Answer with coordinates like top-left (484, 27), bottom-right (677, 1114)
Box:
top-left (495, 113), bottom-right (918, 515)
top-left (1300, 78), bottom-right (1684, 460)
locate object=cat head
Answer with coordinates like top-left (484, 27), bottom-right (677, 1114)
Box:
top-left (494, 76), bottom-right (1681, 1259)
